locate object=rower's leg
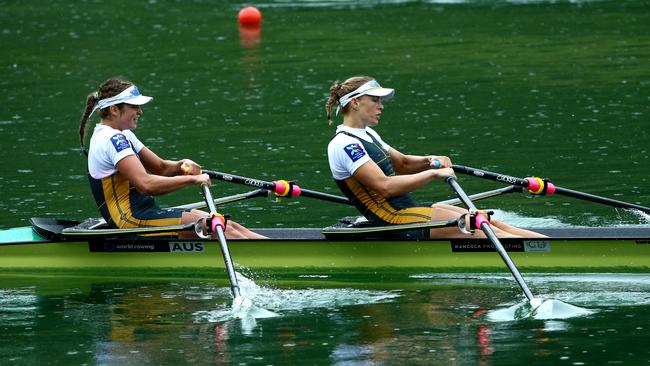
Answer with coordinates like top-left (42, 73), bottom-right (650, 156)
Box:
top-left (181, 210), bottom-right (267, 239)
top-left (181, 210), bottom-right (208, 239)
top-left (227, 220), bottom-right (268, 239)
top-left (490, 220), bottom-right (547, 238)
top-left (429, 203), bottom-right (526, 239)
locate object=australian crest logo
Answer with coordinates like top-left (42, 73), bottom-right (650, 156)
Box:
top-left (110, 133), bottom-right (131, 153)
top-left (344, 143), bottom-right (366, 162)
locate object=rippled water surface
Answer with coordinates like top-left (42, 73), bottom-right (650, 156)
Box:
top-left (1, 271), bottom-right (649, 365)
top-left (1, 0), bottom-right (649, 229)
top-left (1, 0), bottom-right (650, 364)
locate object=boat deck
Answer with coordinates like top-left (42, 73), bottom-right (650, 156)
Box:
top-left (254, 226), bottom-right (650, 241)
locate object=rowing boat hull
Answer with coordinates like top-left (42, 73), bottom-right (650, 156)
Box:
top-left (1, 226), bottom-right (649, 272)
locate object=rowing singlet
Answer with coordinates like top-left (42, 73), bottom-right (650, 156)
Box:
top-left (327, 126), bottom-right (432, 226)
top-left (87, 124), bottom-right (182, 229)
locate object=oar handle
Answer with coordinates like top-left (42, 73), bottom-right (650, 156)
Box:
top-left (446, 177), bottom-right (535, 302)
top-left (204, 170), bottom-right (352, 205)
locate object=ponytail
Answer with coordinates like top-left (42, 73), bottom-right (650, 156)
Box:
top-left (325, 81), bottom-right (343, 125)
top-left (79, 91), bottom-right (99, 156)
top-left (78, 78), bottom-right (132, 156)
top-left (324, 76), bottom-right (372, 125)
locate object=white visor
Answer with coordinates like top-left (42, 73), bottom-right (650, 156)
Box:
top-left (89, 85), bottom-right (153, 117)
top-left (336, 79), bottom-right (394, 115)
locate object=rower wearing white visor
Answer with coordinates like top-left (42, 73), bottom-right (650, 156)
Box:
top-left (78, 78), bottom-right (265, 239)
top-left (325, 76), bottom-right (545, 239)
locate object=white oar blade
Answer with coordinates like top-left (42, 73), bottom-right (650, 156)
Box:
top-left (531, 298), bottom-right (594, 319)
top-left (487, 298), bottom-right (594, 322)
top-left (232, 296), bottom-right (279, 319)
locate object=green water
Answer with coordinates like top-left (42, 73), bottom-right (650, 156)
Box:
top-left (1, 271), bottom-right (649, 365)
top-left (1, 0), bottom-right (650, 364)
top-left (1, 0), bottom-right (649, 229)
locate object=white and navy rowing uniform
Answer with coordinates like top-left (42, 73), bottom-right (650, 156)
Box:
top-left (327, 125), bottom-right (432, 238)
top-left (87, 124), bottom-right (183, 229)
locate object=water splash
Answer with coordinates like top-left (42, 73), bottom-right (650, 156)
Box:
top-left (629, 208), bottom-right (650, 224)
top-left (193, 272), bottom-right (278, 322)
top-left (413, 273), bottom-right (649, 321)
top-left (487, 298), bottom-right (594, 322)
top-left (194, 272), bottom-right (400, 334)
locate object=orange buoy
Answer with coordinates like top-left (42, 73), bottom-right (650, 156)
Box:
top-left (238, 6), bottom-right (262, 27)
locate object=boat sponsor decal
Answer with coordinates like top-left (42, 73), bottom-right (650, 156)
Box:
top-left (244, 178), bottom-right (265, 187)
top-left (344, 143), bottom-right (366, 162)
top-left (523, 240), bottom-right (551, 252)
top-left (88, 239), bottom-right (205, 253)
top-left (496, 174), bottom-right (518, 185)
top-left (451, 239), bottom-right (550, 252)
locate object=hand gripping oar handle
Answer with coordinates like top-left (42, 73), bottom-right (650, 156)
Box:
top-left (201, 184), bottom-right (241, 299)
top-left (452, 164), bottom-right (650, 214)
top-left (446, 177), bottom-right (536, 302)
top-left (204, 170), bottom-right (352, 205)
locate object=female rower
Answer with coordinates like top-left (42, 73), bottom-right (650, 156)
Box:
top-left (78, 78), bottom-right (265, 239)
top-left (325, 76), bottom-right (545, 239)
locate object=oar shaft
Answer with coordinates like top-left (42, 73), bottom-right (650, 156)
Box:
top-left (215, 225), bottom-right (241, 298)
top-left (202, 184), bottom-right (241, 298)
top-left (480, 222), bottom-right (534, 301)
top-left (436, 185), bottom-right (523, 206)
top-left (174, 189), bottom-right (269, 211)
top-left (446, 177), bottom-right (535, 302)
top-left (453, 165), bottom-right (530, 188)
top-left (204, 170), bottom-right (351, 205)
top-left (453, 164), bottom-right (650, 214)
top-left (554, 186), bottom-right (650, 213)
top-left (299, 188), bottom-right (350, 204)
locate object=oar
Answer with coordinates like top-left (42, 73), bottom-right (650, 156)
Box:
top-left (322, 218), bottom-right (460, 236)
top-left (201, 184), bottom-right (241, 298)
top-left (204, 170), bottom-right (352, 206)
top-left (436, 185), bottom-right (523, 206)
top-left (61, 222), bottom-right (197, 237)
top-left (174, 189), bottom-right (269, 210)
top-left (453, 164), bottom-right (650, 214)
top-left (446, 177), bottom-right (537, 303)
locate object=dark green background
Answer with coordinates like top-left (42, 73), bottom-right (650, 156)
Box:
top-left (1, 0), bottom-right (648, 230)
top-left (1, 1), bottom-right (650, 365)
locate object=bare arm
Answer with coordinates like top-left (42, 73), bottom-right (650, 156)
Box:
top-left (352, 159), bottom-right (455, 198)
top-left (116, 154), bottom-right (210, 196)
top-left (137, 147), bottom-right (189, 177)
top-left (390, 147), bottom-right (453, 175)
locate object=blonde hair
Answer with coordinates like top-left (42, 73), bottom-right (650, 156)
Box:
top-left (325, 76), bottom-right (373, 125)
